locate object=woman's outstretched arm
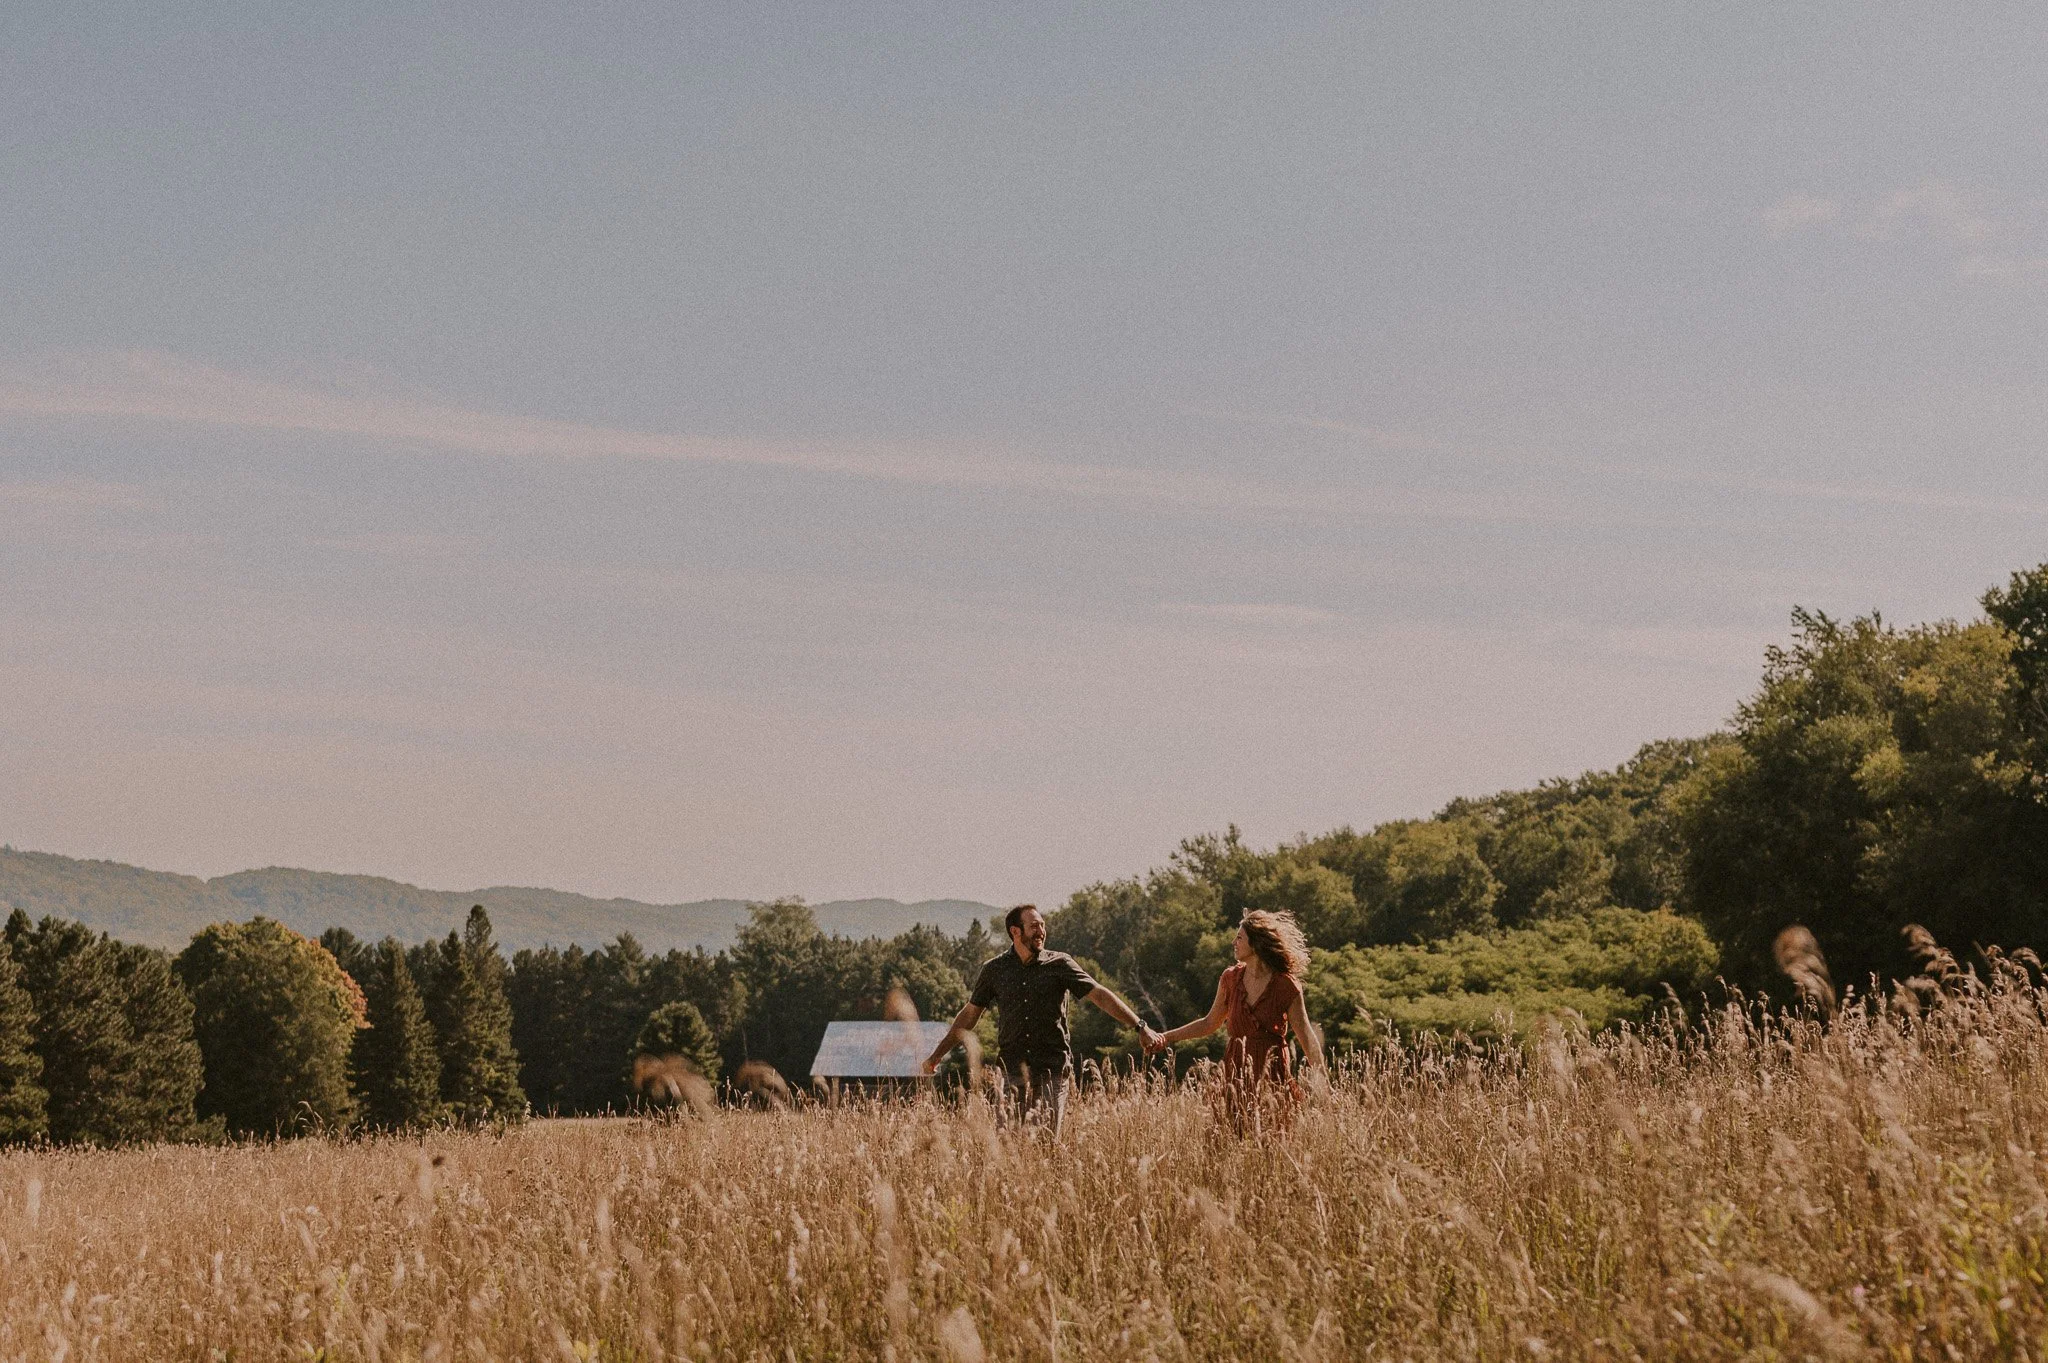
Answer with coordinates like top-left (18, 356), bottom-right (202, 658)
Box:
top-left (1155, 972), bottom-right (1231, 1049)
top-left (1287, 990), bottom-right (1325, 1071)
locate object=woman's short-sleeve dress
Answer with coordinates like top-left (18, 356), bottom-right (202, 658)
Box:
top-left (1220, 963), bottom-right (1303, 1131)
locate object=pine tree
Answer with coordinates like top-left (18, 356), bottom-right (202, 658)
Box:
top-left (352, 938), bottom-right (443, 1130)
top-left (319, 926), bottom-right (373, 984)
top-left (11, 914), bottom-right (142, 1145)
top-left (176, 918), bottom-right (364, 1136)
top-left (505, 944), bottom-right (588, 1116)
top-left (3, 915), bottom-right (201, 1146)
top-left (108, 942), bottom-right (203, 1142)
top-left (0, 936), bottom-right (46, 1143)
top-left (421, 931), bottom-right (460, 1047)
top-left (429, 908), bottom-right (526, 1125)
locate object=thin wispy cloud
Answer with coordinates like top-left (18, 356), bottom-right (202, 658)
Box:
top-left (0, 592), bottom-right (793, 760)
top-left (1854, 180), bottom-right (2006, 245)
top-left (1764, 180), bottom-right (2009, 246)
top-left (0, 478), bottom-right (152, 511)
top-left (0, 479), bottom-right (162, 536)
top-left (0, 349), bottom-right (1603, 528)
top-left (1958, 254), bottom-right (2048, 280)
top-left (1181, 406), bottom-right (1455, 456)
top-left (1211, 411), bottom-right (2048, 522)
top-left (1762, 180), bottom-right (2048, 284)
top-left (0, 348), bottom-right (1088, 488)
top-left (1160, 601), bottom-right (1349, 628)
top-left (1761, 193), bottom-right (1841, 238)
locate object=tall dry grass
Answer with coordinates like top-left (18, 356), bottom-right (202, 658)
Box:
top-left (1, 964), bottom-right (2044, 1361)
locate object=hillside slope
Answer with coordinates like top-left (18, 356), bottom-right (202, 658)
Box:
top-left (0, 848), bottom-right (998, 954)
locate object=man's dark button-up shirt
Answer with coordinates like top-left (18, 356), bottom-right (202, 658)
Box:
top-left (970, 948), bottom-right (1098, 1077)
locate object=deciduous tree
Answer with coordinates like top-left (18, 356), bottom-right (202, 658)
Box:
top-left (633, 1000), bottom-right (720, 1084)
top-left (177, 918), bottom-right (364, 1136)
top-left (1677, 595), bottom-right (2048, 987)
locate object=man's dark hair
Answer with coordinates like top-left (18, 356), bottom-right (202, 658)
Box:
top-left (1004, 904), bottom-right (1038, 938)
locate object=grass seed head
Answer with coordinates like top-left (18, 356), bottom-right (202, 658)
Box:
top-left (1773, 925), bottom-right (1837, 1016)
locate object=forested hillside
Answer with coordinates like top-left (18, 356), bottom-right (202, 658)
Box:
top-left (1050, 564), bottom-right (2048, 1047)
top-left (0, 851), bottom-right (996, 953)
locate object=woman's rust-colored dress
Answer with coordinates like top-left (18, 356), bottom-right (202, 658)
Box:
top-left (1219, 962), bottom-right (1303, 1134)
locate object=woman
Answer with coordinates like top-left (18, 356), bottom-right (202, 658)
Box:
top-left (1152, 910), bottom-right (1324, 1133)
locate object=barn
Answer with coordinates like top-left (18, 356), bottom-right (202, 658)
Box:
top-left (809, 1020), bottom-right (953, 1093)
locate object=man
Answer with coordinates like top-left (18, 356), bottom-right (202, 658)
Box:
top-left (921, 903), bottom-right (1157, 1135)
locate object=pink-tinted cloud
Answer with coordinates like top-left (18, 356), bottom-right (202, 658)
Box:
top-left (0, 349), bottom-right (1613, 528)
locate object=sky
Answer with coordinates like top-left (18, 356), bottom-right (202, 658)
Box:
top-left (4, 3), bottom-right (2046, 909)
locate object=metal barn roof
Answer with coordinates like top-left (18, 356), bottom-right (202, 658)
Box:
top-left (809, 1020), bottom-right (952, 1078)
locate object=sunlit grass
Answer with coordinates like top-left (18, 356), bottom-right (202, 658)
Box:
top-left (1, 966), bottom-right (2044, 1361)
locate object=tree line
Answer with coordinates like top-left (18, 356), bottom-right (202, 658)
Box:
top-left (0, 561), bottom-right (2039, 1143)
top-left (0, 893), bottom-right (1003, 1144)
top-left (0, 905), bottom-right (534, 1143)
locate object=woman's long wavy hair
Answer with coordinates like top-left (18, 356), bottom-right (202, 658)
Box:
top-left (1240, 909), bottom-right (1309, 979)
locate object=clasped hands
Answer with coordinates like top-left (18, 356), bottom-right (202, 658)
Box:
top-left (1137, 1025), bottom-right (1169, 1055)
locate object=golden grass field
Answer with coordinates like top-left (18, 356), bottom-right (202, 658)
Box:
top-left (1, 971), bottom-right (2045, 1362)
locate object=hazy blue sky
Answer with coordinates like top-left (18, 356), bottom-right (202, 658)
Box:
top-left (4, 3), bottom-right (2045, 907)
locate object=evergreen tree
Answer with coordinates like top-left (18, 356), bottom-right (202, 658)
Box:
top-left (0, 935), bottom-right (46, 1143)
top-left (10, 912), bottom-right (128, 1144)
top-left (946, 918), bottom-right (999, 991)
top-left (507, 939), bottom-right (745, 1116)
top-left (176, 918), bottom-right (364, 1136)
top-left (645, 945), bottom-right (744, 1052)
top-left (429, 907), bottom-right (525, 1125)
top-left (107, 941), bottom-right (204, 1142)
top-left (6, 913), bottom-right (201, 1145)
top-left (7, 912), bottom-right (199, 1144)
top-left (578, 935), bottom-right (652, 1112)
top-left (318, 926), bottom-right (373, 984)
top-left (352, 938), bottom-right (443, 1130)
top-left (421, 932), bottom-right (458, 1042)
top-left (506, 944), bottom-right (587, 1115)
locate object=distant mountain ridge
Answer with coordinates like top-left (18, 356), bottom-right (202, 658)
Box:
top-left (0, 847), bottom-right (1000, 954)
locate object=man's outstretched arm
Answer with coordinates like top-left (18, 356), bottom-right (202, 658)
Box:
top-left (920, 1002), bottom-right (984, 1075)
top-left (1086, 985), bottom-right (1160, 1050)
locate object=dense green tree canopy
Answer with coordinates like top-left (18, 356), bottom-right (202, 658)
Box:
top-left (1983, 563), bottom-right (2048, 800)
top-left (505, 914), bottom-right (967, 1113)
top-left (318, 926), bottom-right (373, 986)
top-left (1677, 591), bottom-right (2048, 990)
top-left (1047, 730), bottom-right (1723, 1051)
top-left (0, 937), bottom-right (45, 1144)
top-left (113, 939), bottom-right (208, 1142)
top-left (1306, 908), bottom-right (1719, 1043)
top-left (634, 1001), bottom-right (720, 1084)
top-left (177, 917), bottom-right (364, 1136)
top-left (508, 934), bottom-right (741, 1114)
